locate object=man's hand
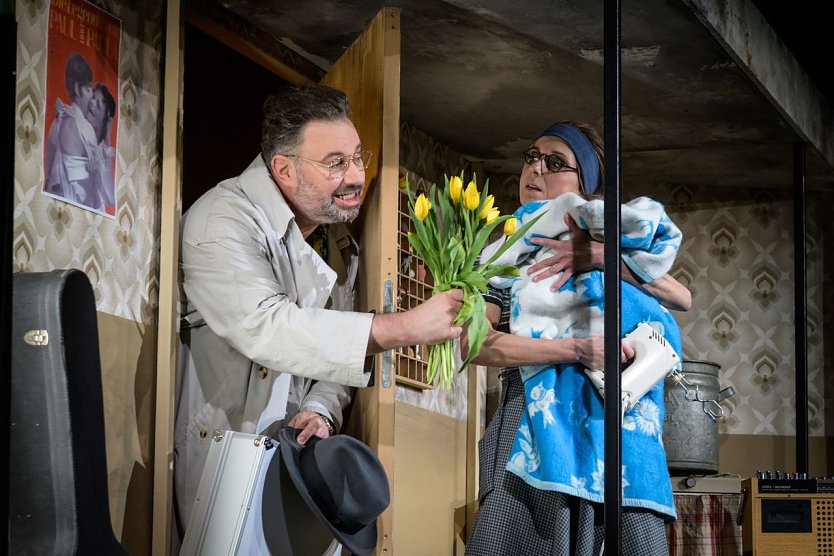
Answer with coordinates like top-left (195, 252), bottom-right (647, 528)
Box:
top-left (526, 214), bottom-right (602, 292)
top-left (367, 289), bottom-right (464, 353)
top-left (287, 410), bottom-right (331, 444)
top-left (404, 289), bottom-right (464, 345)
top-left (574, 337), bottom-right (636, 370)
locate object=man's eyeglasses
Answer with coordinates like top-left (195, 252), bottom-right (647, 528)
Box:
top-left (522, 148), bottom-right (578, 175)
top-left (284, 149), bottom-right (373, 180)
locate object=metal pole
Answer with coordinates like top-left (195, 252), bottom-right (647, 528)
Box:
top-left (603, 0), bottom-right (622, 553)
top-left (793, 141), bottom-right (808, 474)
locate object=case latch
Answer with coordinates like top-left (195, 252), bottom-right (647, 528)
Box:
top-left (23, 329), bottom-right (49, 346)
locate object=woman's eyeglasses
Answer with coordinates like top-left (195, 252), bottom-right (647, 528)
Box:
top-left (522, 148), bottom-right (578, 175)
top-left (284, 149), bottom-right (373, 180)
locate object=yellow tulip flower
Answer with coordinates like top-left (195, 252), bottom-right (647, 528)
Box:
top-left (486, 208), bottom-right (500, 225)
top-left (503, 216), bottom-right (518, 235)
top-left (479, 195), bottom-right (495, 219)
top-left (448, 176), bottom-right (463, 205)
top-left (414, 193), bottom-right (431, 220)
top-left (463, 181), bottom-right (480, 210)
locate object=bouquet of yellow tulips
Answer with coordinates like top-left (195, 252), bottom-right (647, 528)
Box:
top-left (405, 173), bottom-right (545, 390)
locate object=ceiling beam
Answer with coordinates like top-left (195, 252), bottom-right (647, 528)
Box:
top-left (185, 0), bottom-right (324, 86)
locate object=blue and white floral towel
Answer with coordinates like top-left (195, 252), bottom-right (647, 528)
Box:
top-left (481, 192), bottom-right (682, 520)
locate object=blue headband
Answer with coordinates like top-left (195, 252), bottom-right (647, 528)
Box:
top-left (536, 123), bottom-right (600, 195)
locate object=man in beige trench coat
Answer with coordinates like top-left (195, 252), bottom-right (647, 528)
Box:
top-left (174, 83), bottom-right (463, 548)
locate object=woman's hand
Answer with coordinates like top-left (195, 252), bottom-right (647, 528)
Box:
top-left (527, 214), bottom-right (692, 311)
top-left (526, 214), bottom-right (602, 292)
top-left (574, 336), bottom-right (636, 370)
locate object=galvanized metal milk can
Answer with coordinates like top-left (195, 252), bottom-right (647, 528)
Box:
top-left (662, 360), bottom-right (735, 473)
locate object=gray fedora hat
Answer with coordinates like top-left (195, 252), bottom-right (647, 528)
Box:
top-left (261, 427), bottom-right (390, 556)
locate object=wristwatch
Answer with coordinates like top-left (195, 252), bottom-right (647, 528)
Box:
top-left (316, 412), bottom-right (337, 436)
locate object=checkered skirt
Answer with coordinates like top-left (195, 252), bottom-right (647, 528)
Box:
top-left (465, 368), bottom-right (669, 556)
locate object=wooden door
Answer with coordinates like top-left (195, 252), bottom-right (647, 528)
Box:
top-left (155, 7), bottom-right (401, 554)
top-left (320, 8), bottom-right (401, 555)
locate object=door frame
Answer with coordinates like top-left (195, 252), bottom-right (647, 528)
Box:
top-left (153, 6), bottom-right (401, 554)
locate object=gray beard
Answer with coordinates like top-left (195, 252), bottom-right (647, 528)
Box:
top-left (297, 170), bottom-right (361, 224)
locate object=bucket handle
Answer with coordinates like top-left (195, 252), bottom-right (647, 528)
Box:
top-left (669, 371), bottom-right (736, 422)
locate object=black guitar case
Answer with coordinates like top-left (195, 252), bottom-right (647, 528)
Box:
top-left (10, 269), bottom-right (128, 555)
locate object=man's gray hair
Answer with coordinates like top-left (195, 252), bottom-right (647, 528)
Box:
top-left (261, 84), bottom-right (353, 163)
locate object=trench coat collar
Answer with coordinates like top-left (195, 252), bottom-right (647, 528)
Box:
top-left (238, 154), bottom-right (297, 239)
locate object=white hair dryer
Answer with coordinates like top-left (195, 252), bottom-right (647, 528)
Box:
top-left (584, 322), bottom-right (680, 415)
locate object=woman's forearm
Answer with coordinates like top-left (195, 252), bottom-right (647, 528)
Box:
top-left (590, 239), bottom-right (692, 311)
top-left (621, 263), bottom-right (692, 311)
top-left (471, 327), bottom-right (577, 367)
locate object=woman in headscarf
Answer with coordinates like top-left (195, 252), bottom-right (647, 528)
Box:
top-left (466, 121), bottom-right (689, 556)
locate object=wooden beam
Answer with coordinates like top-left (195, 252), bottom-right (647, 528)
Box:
top-left (152, 0), bottom-right (184, 553)
top-left (321, 8), bottom-right (401, 554)
top-left (465, 364), bottom-right (482, 542)
top-left (185, 3), bottom-right (322, 85)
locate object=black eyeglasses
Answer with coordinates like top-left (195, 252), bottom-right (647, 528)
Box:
top-left (283, 149), bottom-right (373, 180)
top-left (522, 148), bottom-right (578, 175)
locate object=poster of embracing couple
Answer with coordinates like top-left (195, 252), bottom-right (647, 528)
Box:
top-left (43, 0), bottom-right (121, 218)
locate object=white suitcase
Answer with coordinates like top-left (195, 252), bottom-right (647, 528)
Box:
top-left (180, 430), bottom-right (338, 556)
top-left (180, 430), bottom-right (277, 556)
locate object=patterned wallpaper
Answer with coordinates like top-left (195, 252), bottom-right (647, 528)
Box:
top-left (647, 184), bottom-right (832, 438)
top-left (400, 117), bottom-right (832, 438)
top-left (14, 0), bottom-right (162, 324)
top-left (490, 168), bottom-right (832, 438)
top-left (14, 0), bottom-right (163, 534)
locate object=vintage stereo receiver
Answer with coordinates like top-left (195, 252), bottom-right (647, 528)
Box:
top-left (742, 476), bottom-right (834, 555)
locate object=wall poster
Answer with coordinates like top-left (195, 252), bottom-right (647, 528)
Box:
top-left (43, 0), bottom-right (121, 218)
